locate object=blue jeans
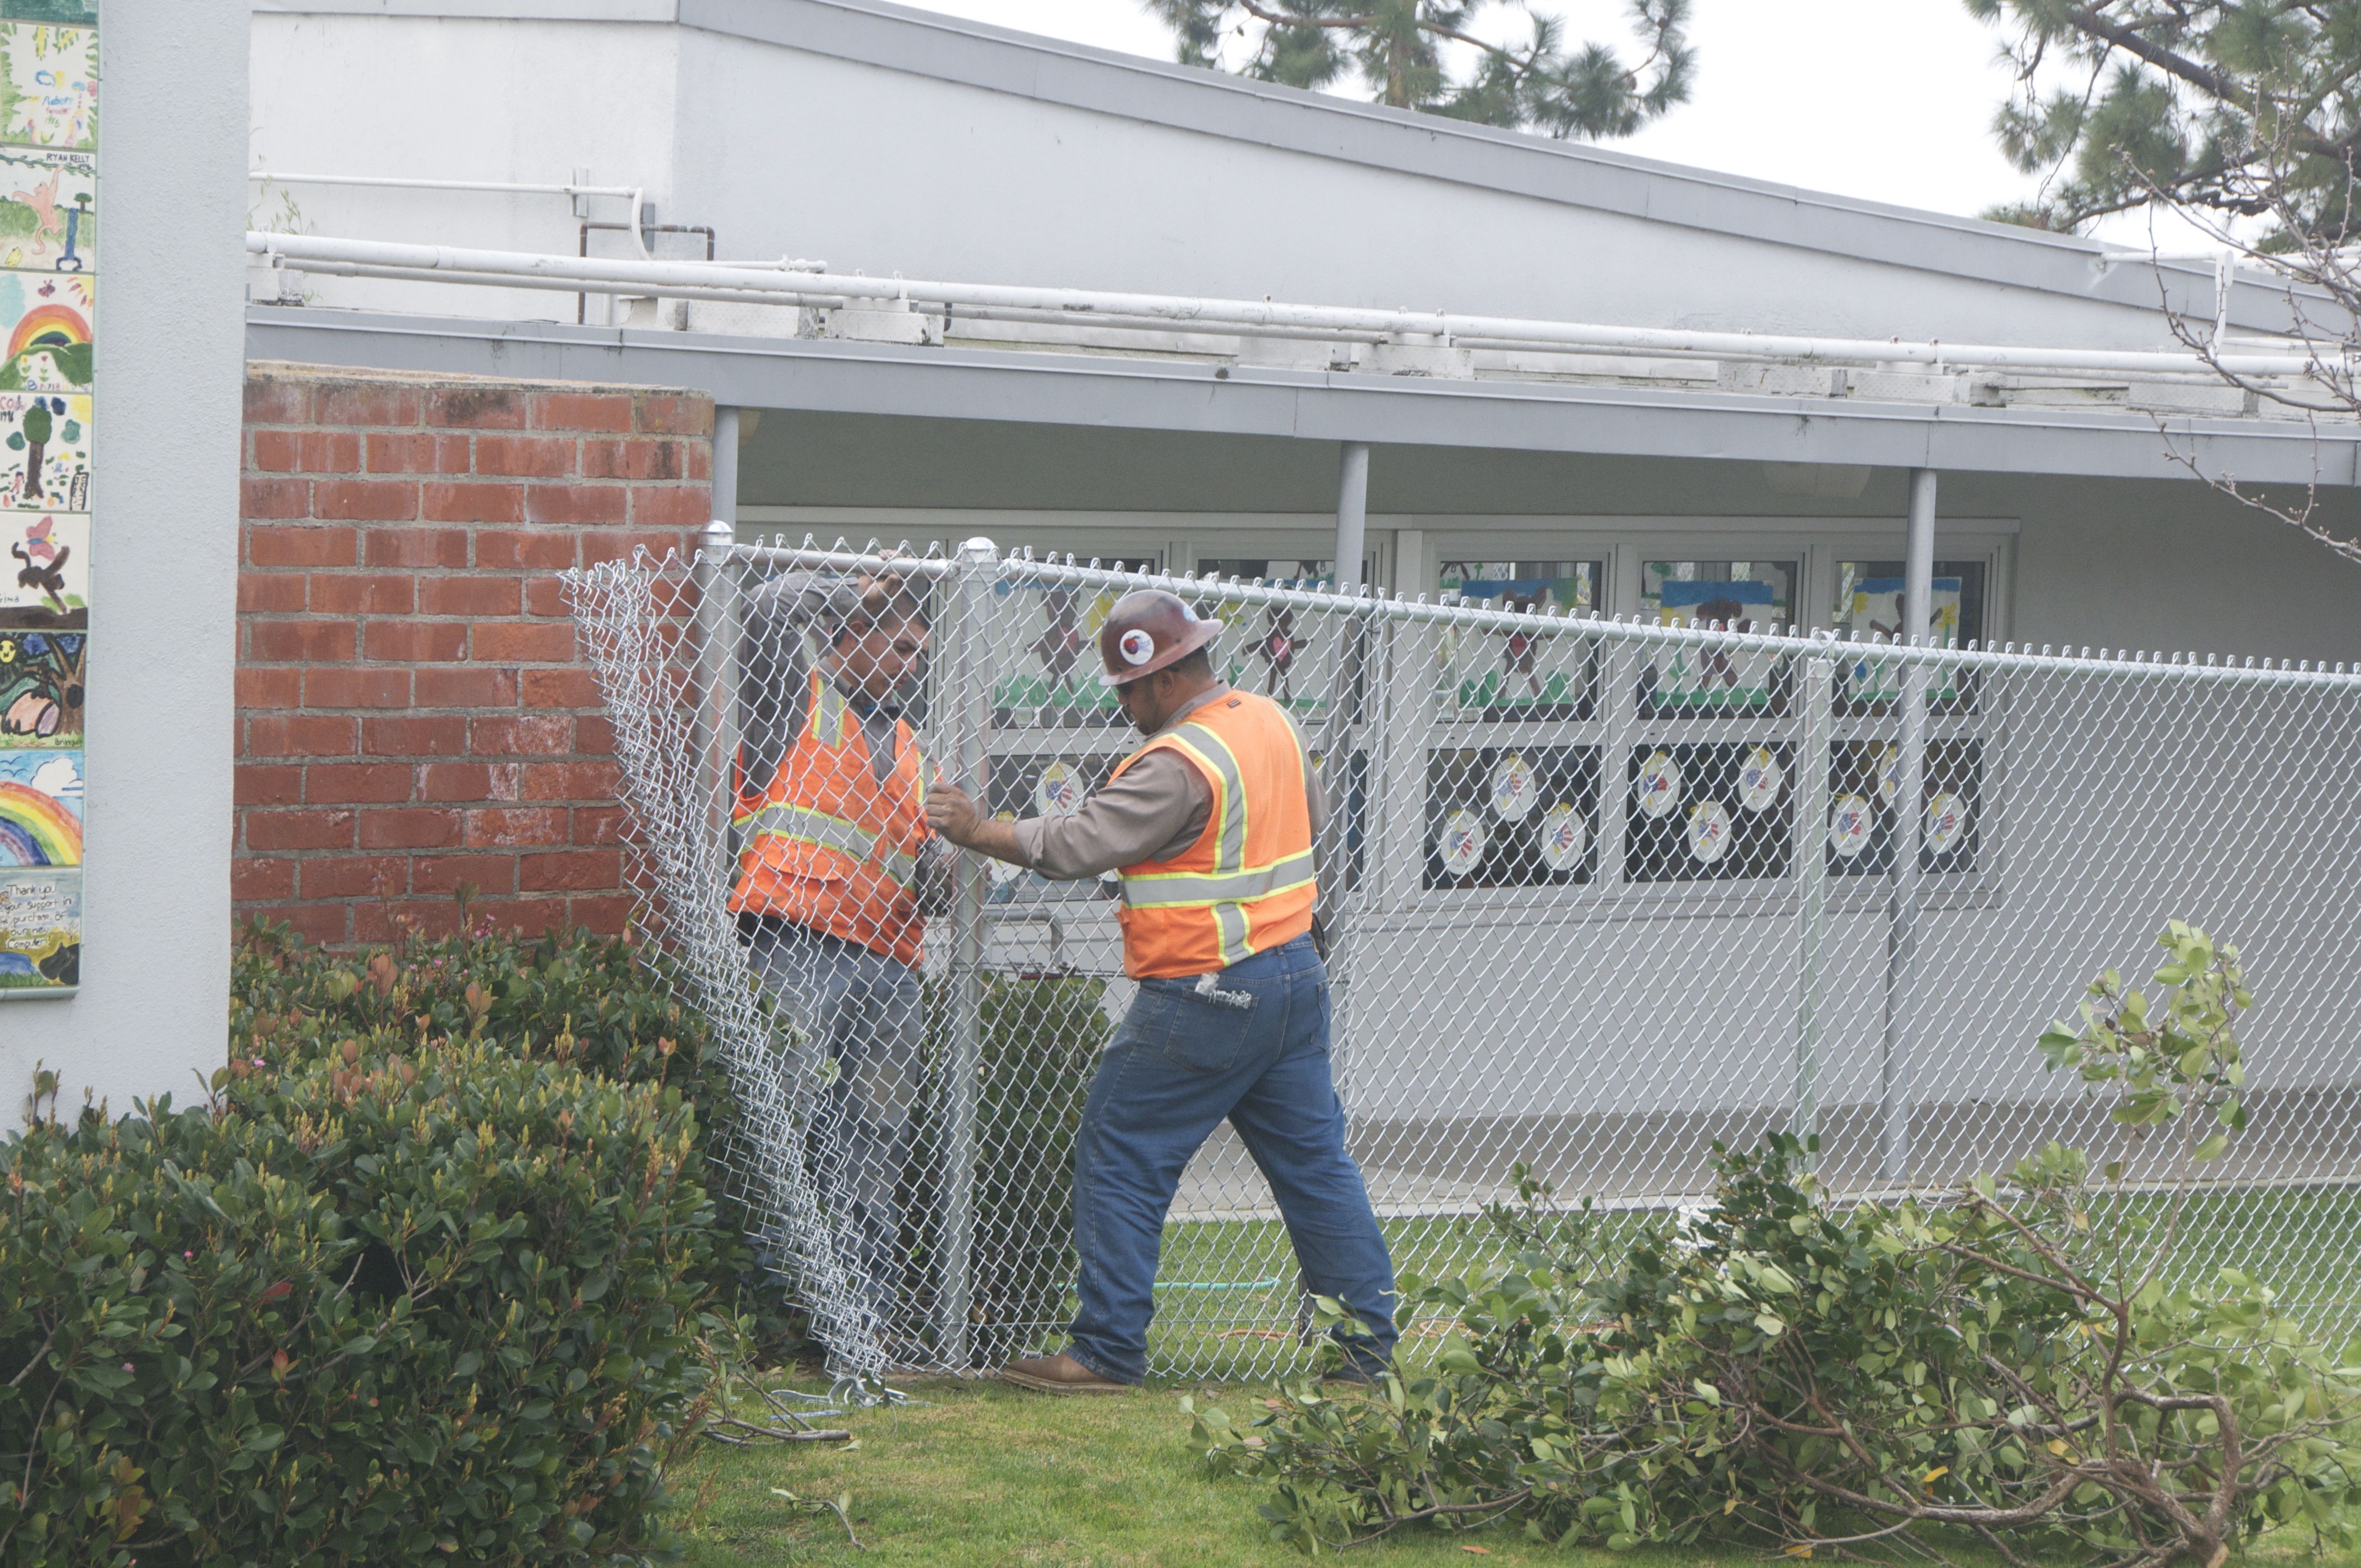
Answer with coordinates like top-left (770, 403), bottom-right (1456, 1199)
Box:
top-left (743, 919), bottom-right (924, 1342)
top-left (1067, 933), bottom-right (1398, 1384)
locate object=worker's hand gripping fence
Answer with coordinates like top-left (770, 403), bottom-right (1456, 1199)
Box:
top-left (567, 537), bottom-right (2361, 1382)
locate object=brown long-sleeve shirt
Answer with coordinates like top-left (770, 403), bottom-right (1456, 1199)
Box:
top-left (1010, 684), bottom-right (1329, 880)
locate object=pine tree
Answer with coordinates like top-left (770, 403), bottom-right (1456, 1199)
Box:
top-left (1970, 1), bottom-right (2361, 246)
top-left (1143, 0), bottom-right (1693, 140)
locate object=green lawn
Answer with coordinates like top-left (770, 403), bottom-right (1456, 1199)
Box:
top-left (675, 1184), bottom-right (2361, 1561)
top-left (1135, 1188), bottom-right (2361, 1380)
top-left (672, 1374), bottom-right (2361, 1568)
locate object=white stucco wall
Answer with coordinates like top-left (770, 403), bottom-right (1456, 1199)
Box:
top-left (249, 14), bottom-right (679, 321)
top-left (0, 2), bottom-right (249, 1117)
top-left (249, 7), bottom-right (2201, 351)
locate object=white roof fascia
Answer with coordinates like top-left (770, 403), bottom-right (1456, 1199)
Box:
top-left (253, 1), bottom-right (681, 19)
top-left (246, 306), bottom-right (2361, 488)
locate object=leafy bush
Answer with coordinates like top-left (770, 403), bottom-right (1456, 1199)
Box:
top-left (902, 974), bottom-right (1107, 1367)
top-left (230, 906), bottom-right (716, 1103)
top-left (970, 975), bottom-right (1106, 1365)
top-left (230, 910), bottom-right (794, 1352)
top-left (1191, 922), bottom-right (2361, 1563)
top-left (0, 908), bottom-right (780, 1565)
top-left (1, 1035), bottom-right (721, 1566)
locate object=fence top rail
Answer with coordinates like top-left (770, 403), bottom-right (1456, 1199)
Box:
top-left (603, 539), bottom-right (2361, 694)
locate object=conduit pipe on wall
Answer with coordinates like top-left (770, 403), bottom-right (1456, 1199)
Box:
top-left (246, 231), bottom-right (2350, 380)
top-left (248, 175), bottom-right (656, 259)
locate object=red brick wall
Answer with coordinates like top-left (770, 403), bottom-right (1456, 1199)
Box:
top-left (236, 364), bottom-right (714, 945)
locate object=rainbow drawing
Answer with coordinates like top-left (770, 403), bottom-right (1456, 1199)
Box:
top-left (7, 300), bottom-right (84, 361)
top-left (0, 778), bottom-right (78, 865)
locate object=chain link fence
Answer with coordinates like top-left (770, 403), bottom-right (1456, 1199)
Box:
top-left (564, 536), bottom-right (2361, 1382)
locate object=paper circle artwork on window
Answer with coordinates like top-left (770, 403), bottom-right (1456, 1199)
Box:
top-left (1687, 799), bottom-right (1732, 864)
top-left (1925, 792), bottom-right (1970, 854)
top-left (1035, 761), bottom-right (1086, 816)
top-left (1738, 745), bottom-right (1783, 812)
top-left (1439, 809), bottom-right (1487, 875)
top-left (1829, 793), bottom-right (1874, 859)
top-left (1490, 753), bottom-right (1538, 820)
top-left (1539, 803), bottom-right (1588, 871)
top-left (1876, 743), bottom-right (1901, 805)
top-left (1635, 751), bottom-right (1682, 818)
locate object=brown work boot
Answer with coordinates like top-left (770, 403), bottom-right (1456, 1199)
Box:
top-left (998, 1352), bottom-right (1131, 1396)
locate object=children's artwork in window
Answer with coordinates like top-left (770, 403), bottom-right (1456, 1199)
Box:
top-left (1638, 561), bottom-right (1794, 716)
top-left (1424, 745), bottom-right (1599, 889)
top-left (0, 145), bottom-right (91, 274)
top-left (0, 3), bottom-right (99, 29)
top-left (0, 0), bottom-right (91, 998)
top-left (1199, 559), bottom-right (1335, 717)
top-left (0, 508), bottom-right (79, 625)
top-left (983, 752), bottom-right (1122, 902)
top-left (988, 556), bottom-right (1160, 728)
top-left (0, 627), bottom-right (81, 744)
top-left (0, 23), bottom-right (94, 151)
top-left (0, 743), bottom-right (76, 864)
top-left (1435, 560), bottom-right (1598, 720)
top-left (1821, 737), bottom-right (1982, 878)
top-left (1624, 741), bottom-right (1794, 883)
top-left (1831, 560), bottom-right (1987, 713)
top-left (0, 269), bottom-right (89, 390)
top-left (0, 864), bottom-right (74, 989)
top-left (0, 390), bottom-right (84, 510)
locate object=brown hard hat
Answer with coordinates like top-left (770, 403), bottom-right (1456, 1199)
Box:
top-left (1096, 589), bottom-right (1223, 687)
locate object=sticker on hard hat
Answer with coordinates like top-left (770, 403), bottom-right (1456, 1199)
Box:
top-left (1119, 629), bottom-right (1156, 665)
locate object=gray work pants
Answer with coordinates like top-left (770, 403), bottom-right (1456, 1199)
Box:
top-left (744, 919), bottom-right (925, 1340)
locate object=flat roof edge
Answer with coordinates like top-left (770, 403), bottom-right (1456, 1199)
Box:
top-left (244, 307), bottom-right (2361, 488)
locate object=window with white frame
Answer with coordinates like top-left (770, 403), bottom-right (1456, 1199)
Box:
top-left (1823, 558), bottom-right (1990, 881)
top-left (1417, 535), bottom-right (2008, 897)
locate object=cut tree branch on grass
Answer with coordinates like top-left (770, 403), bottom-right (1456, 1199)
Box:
top-left (1188, 922), bottom-right (2361, 1562)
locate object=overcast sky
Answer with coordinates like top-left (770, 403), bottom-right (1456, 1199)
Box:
top-left (909, 0), bottom-right (2190, 248)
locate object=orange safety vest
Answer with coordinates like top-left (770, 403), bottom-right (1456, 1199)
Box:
top-left (730, 669), bottom-right (933, 968)
top-left (1110, 689), bottom-right (1318, 980)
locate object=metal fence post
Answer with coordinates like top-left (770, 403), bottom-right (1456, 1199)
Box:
top-left (1794, 649), bottom-right (1832, 1150)
top-left (690, 518), bottom-right (739, 892)
top-left (936, 536), bottom-right (997, 1368)
top-left (1883, 470), bottom-right (1938, 1184)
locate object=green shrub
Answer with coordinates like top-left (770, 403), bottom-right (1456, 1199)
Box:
top-left (230, 911), bottom-right (795, 1353)
top-left (1192, 922), bottom-right (2361, 1562)
top-left (1, 1032), bottom-right (721, 1566)
top-left (901, 974), bottom-right (1106, 1368)
top-left (970, 975), bottom-right (1106, 1365)
top-left (230, 910), bottom-right (715, 1102)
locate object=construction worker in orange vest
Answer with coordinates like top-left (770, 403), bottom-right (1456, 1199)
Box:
top-left (928, 589), bottom-right (1398, 1393)
top-left (733, 558), bottom-right (948, 1358)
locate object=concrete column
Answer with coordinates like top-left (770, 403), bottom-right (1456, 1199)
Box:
top-left (1883, 468), bottom-right (1938, 1183)
top-left (711, 405), bottom-right (742, 526)
top-left (1332, 442), bottom-right (1369, 591)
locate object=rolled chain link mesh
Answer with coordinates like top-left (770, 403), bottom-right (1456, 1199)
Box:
top-left (564, 538), bottom-right (2361, 1382)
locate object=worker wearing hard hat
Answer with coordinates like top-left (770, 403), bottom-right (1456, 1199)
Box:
top-left (927, 589), bottom-right (1398, 1393)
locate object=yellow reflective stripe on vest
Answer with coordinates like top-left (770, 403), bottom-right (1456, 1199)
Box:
top-left (808, 674), bottom-right (850, 747)
top-left (1117, 850), bottom-right (1315, 909)
top-left (1162, 726), bottom-right (1249, 870)
top-left (1133, 721), bottom-right (1268, 965)
top-left (733, 802), bottom-right (920, 887)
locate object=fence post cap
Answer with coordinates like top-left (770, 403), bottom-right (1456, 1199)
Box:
top-left (958, 536), bottom-right (997, 564)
